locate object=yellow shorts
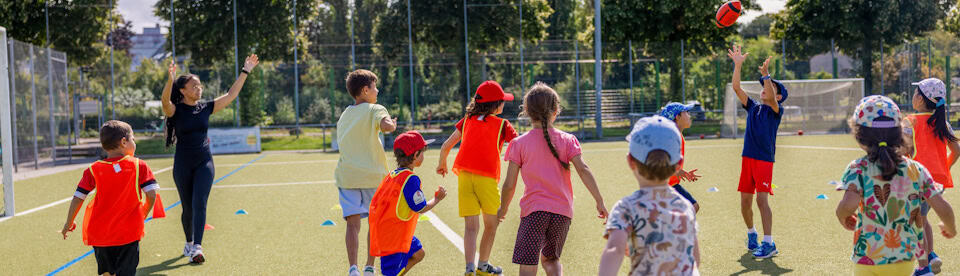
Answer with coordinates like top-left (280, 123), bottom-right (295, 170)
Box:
top-left (853, 261), bottom-right (913, 276)
top-left (458, 171), bottom-right (500, 217)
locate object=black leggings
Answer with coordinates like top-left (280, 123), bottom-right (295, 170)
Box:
top-left (173, 148), bottom-right (215, 245)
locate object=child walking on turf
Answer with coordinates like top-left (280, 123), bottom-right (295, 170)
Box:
top-left (728, 45), bottom-right (788, 258)
top-left (437, 80), bottom-right (519, 275)
top-left (60, 120), bottom-right (164, 276)
top-left (369, 131), bottom-right (447, 276)
top-left (498, 82), bottom-right (608, 276)
top-left (335, 69), bottom-right (398, 276)
top-left (660, 102), bottom-right (702, 213)
top-left (598, 116), bottom-right (700, 276)
top-left (836, 95), bottom-right (956, 276)
top-left (904, 78), bottom-right (960, 275)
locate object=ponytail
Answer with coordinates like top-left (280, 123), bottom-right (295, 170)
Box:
top-left (926, 97), bottom-right (958, 143)
top-left (523, 82), bottom-right (569, 170)
top-left (164, 75), bottom-right (196, 148)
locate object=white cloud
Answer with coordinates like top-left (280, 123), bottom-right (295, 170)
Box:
top-left (117, 0), bottom-right (166, 33)
top-left (739, 0), bottom-right (786, 23)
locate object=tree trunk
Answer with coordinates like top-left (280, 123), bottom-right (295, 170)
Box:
top-left (861, 38), bottom-right (875, 95)
top-left (667, 56), bottom-right (683, 102)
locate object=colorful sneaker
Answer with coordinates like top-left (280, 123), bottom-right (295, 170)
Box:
top-left (746, 232), bottom-right (759, 251)
top-left (752, 242), bottom-right (778, 259)
top-left (477, 263), bottom-right (503, 276)
top-left (182, 242), bottom-right (194, 257)
top-left (464, 272), bottom-right (476, 276)
top-left (363, 266), bottom-right (375, 276)
top-left (930, 252), bottom-right (942, 274)
top-left (190, 245), bottom-right (205, 264)
top-left (348, 265), bottom-right (361, 276)
top-left (914, 266), bottom-right (934, 276)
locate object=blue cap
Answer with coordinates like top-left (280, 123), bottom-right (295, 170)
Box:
top-left (760, 76), bottom-right (788, 103)
top-left (626, 115), bottom-right (683, 165)
top-left (659, 102), bottom-right (695, 121)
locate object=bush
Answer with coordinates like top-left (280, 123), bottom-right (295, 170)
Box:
top-left (272, 96), bottom-right (296, 125)
top-left (304, 98), bottom-right (334, 124)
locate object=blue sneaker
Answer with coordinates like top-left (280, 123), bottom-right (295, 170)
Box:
top-left (753, 242), bottom-right (778, 258)
top-left (914, 266), bottom-right (934, 276)
top-left (746, 232), bottom-right (759, 251)
top-left (929, 252), bottom-right (942, 274)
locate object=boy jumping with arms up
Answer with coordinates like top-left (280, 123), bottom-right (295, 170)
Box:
top-left (728, 45), bottom-right (788, 258)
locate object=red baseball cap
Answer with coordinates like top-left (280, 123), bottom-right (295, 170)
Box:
top-left (475, 80), bottom-right (515, 103)
top-left (394, 131), bottom-right (435, 156)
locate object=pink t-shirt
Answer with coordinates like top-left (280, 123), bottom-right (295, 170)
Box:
top-left (504, 128), bottom-right (582, 218)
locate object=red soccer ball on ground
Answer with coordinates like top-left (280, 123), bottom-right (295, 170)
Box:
top-left (716, 1), bottom-right (742, 28)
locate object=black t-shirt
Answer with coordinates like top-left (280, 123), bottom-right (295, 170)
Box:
top-left (173, 101), bottom-right (214, 149)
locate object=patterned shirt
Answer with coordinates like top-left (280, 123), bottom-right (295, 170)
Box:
top-left (605, 186), bottom-right (699, 276)
top-left (840, 157), bottom-right (942, 265)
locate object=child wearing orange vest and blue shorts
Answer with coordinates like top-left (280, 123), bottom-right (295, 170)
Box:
top-left (437, 80), bottom-right (518, 275)
top-left (60, 120), bottom-right (165, 276)
top-left (369, 131), bottom-right (446, 276)
top-left (903, 78), bottom-right (960, 275)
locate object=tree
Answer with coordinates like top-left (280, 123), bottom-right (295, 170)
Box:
top-left (153, 0), bottom-right (317, 66)
top-left (0, 0), bottom-right (114, 64)
top-left (603, 0), bottom-right (758, 101)
top-left (772, 0), bottom-right (950, 94)
top-left (742, 14), bottom-right (773, 39)
top-left (374, 0), bottom-right (552, 107)
top-left (106, 20), bottom-right (136, 53)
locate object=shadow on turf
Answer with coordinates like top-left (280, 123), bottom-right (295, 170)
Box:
top-left (730, 252), bottom-right (794, 275)
top-left (136, 256), bottom-right (192, 275)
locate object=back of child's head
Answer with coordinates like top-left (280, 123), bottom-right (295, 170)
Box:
top-left (913, 78), bottom-right (957, 142)
top-left (346, 69), bottom-right (378, 99)
top-left (627, 116), bottom-right (683, 182)
top-left (466, 80), bottom-right (513, 117)
top-left (393, 130), bottom-right (434, 168)
top-left (101, 120), bottom-right (133, 151)
top-left (521, 82), bottom-right (569, 169)
top-left (849, 95), bottom-right (905, 181)
top-left (394, 148), bottom-right (424, 168)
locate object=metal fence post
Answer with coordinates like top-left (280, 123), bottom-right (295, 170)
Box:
top-left (575, 41), bottom-right (582, 138)
top-left (407, 0), bottom-right (416, 123)
top-left (831, 38), bottom-right (838, 79)
top-left (628, 40), bottom-right (634, 114)
top-left (29, 45), bottom-right (39, 169)
top-left (681, 40), bottom-right (685, 102)
top-left (463, 0), bottom-right (471, 100)
top-left (293, 0), bottom-right (300, 134)
top-left (593, 0), bottom-right (602, 138)
top-left (8, 40), bottom-right (18, 172)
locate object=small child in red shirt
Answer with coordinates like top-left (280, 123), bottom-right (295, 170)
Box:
top-left (60, 120), bottom-right (163, 276)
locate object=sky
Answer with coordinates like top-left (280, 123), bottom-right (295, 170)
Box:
top-left (116, 0), bottom-right (787, 34)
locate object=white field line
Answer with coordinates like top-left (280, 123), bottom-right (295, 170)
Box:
top-left (424, 211), bottom-right (465, 254)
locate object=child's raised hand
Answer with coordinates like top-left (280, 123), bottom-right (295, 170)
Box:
top-left (61, 222), bottom-right (76, 240)
top-left (243, 54), bottom-right (259, 72)
top-left (434, 186), bottom-right (447, 201)
top-left (759, 56), bottom-right (772, 77)
top-left (727, 44), bottom-right (748, 65)
top-left (941, 222), bottom-right (956, 238)
top-left (842, 215), bottom-right (857, 231)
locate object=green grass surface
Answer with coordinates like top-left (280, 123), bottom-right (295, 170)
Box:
top-left (2, 134), bottom-right (959, 274)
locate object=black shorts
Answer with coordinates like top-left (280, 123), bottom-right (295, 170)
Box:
top-left (512, 211), bottom-right (571, 265)
top-left (93, 240), bottom-right (140, 276)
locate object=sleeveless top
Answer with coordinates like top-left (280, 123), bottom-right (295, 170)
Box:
top-left (369, 169), bottom-right (419, 256)
top-left (453, 115), bottom-right (507, 179)
top-left (907, 114), bottom-right (953, 188)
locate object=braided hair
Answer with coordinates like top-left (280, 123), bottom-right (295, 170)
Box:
top-left (164, 75), bottom-right (198, 148)
top-left (522, 82), bottom-right (569, 170)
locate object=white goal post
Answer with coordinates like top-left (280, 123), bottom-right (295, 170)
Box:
top-left (1, 26), bottom-right (16, 217)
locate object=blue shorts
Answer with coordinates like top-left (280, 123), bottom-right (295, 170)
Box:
top-left (381, 236), bottom-right (423, 276)
top-left (338, 188), bottom-right (376, 219)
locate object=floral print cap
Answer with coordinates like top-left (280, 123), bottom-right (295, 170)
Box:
top-left (854, 95), bottom-right (901, 128)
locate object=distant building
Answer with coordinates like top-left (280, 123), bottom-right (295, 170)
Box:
top-left (129, 24), bottom-right (166, 71)
top-left (809, 52), bottom-right (855, 78)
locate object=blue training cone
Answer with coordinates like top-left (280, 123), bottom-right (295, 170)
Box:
top-left (322, 219), bottom-right (336, 226)
top-left (707, 187), bottom-right (719, 192)
top-left (235, 209), bottom-right (248, 215)
top-left (816, 194), bottom-right (828, 200)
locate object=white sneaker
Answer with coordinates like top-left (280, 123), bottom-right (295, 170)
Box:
top-left (348, 265), bottom-right (361, 276)
top-left (363, 265), bottom-right (376, 276)
top-left (183, 242), bottom-right (194, 257)
top-left (190, 244), bottom-right (205, 264)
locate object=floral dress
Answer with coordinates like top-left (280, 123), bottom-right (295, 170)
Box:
top-left (840, 157), bottom-right (942, 265)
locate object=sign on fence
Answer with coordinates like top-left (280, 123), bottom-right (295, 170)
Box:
top-left (209, 127), bottom-right (261, 154)
top-left (78, 100), bottom-right (99, 115)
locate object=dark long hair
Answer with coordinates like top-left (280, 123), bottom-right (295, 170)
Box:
top-left (849, 118), bottom-right (905, 181)
top-left (917, 89), bottom-right (958, 142)
top-left (164, 75), bottom-right (197, 148)
top-left (465, 99), bottom-right (504, 118)
top-left (522, 82), bottom-right (569, 170)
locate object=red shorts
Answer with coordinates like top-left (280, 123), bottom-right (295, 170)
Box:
top-left (738, 156), bottom-right (774, 195)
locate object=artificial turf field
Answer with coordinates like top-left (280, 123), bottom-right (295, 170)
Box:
top-left (2, 134), bottom-right (959, 275)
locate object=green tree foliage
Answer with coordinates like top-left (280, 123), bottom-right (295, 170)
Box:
top-left (602, 0), bottom-right (758, 101)
top-left (153, 0), bottom-right (316, 66)
top-left (741, 14), bottom-right (773, 39)
top-left (0, 0), bottom-right (114, 64)
top-left (771, 0), bottom-right (951, 94)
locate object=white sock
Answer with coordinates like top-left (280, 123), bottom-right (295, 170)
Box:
top-left (747, 228), bottom-right (757, 235)
top-left (350, 264), bottom-right (359, 271)
top-left (763, 235), bottom-right (773, 243)
top-left (466, 263), bottom-right (476, 272)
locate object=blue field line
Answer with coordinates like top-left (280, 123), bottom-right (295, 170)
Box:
top-left (47, 154), bottom-right (266, 276)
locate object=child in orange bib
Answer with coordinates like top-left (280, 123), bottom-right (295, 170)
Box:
top-left (437, 80), bottom-right (518, 275)
top-left (904, 78), bottom-right (960, 274)
top-left (60, 121), bottom-right (163, 276)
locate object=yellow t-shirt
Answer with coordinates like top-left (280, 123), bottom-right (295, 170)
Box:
top-left (335, 103), bottom-right (391, 189)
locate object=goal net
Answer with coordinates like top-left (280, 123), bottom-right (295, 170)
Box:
top-left (721, 78), bottom-right (865, 138)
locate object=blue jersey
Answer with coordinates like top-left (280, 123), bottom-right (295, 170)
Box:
top-left (741, 98), bottom-right (782, 162)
